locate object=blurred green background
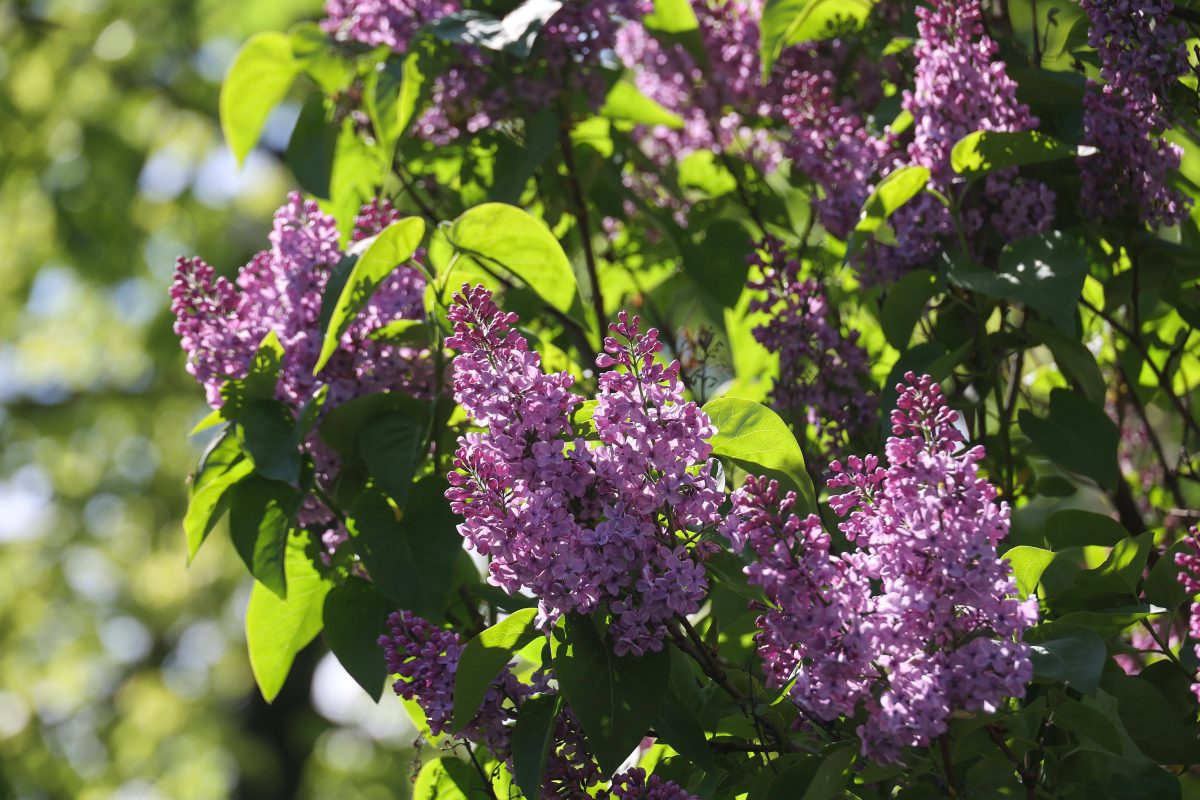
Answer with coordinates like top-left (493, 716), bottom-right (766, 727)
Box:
top-left (0, 1), bottom-right (419, 797)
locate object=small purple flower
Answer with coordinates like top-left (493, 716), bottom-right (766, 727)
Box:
top-left (1175, 528), bottom-right (1200, 701)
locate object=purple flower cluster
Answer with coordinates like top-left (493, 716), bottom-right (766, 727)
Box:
top-left (1175, 528), bottom-right (1200, 701)
top-left (722, 373), bottom-right (1036, 763)
top-left (748, 238), bottom-right (876, 459)
top-left (171, 193), bottom-right (429, 547)
top-left (444, 286), bottom-right (721, 656)
top-left (322, 0), bottom-right (457, 52)
top-left (1078, 0), bottom-right (1190, 228)
top-left (381, 609), bottom-right (672, 796)
top-left (615, 1), bottom-right (781, 176)
top-left (865, 0), bottom-right (1053, 284)
top-left (605, 767), bottom-right (697, 800)
top-left (324, 0), bottom-right (645, 144)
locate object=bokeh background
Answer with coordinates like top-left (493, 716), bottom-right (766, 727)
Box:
top-left (0, 1), bottom-right (421, 796)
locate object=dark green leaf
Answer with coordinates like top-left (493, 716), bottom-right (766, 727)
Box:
top-left (319, 391), bottom-right (431, 462)
top-left (1019, 389), bottom-right (1119, 490)
top-left (1028, 321), bottom-right (1106, 405)
top-left (1055, 606), bottom-right (1163, 637)
top-left (1044, 508), bottom-right (1127, 548)
top-left (1145, 540), bottom-right (1191, 612)
top-left (315, 217), bottom-right (426, 374)
top-left (239, 399), bottom-right (301, 484)
top-left (1053, 696), bottom-right (1123, 754)
top-left (220, 32), bottom-right (299, 165)
top-left (245, 533), bottom-right (331, 702)
top-left (346, 476), bottom-right (461, 618)
top-left (552, 614), bottom-right (670, 775)
top-left (286, 93), bottom-right (336, 199)
top-left (229, 478), bottom-right (296, 599)
top-left (358, 411), bottom-right (425, 506)
top-left (1026, 622), bottom-right (1107, 695)
top-left (704, 397), bottom-right (817, 515)
top-left (185, 431), bottom-right (254, 562)
top-left (802, 745), bottom-right (855, 800)
top-left (652, 689), bottom-right (714, 768)
top-left (881, 268), bottom-right (938, 349)
top-left (949, 231), bottom-right (1087, 333)
top-left (452, 608), bottom-right (541, 731)
top-left (511, 693), bottom-right (562, 799)
top-left (323, 577), bottom-right (392, 701)
top-left (1101, 672), bottom-right (1200, 764)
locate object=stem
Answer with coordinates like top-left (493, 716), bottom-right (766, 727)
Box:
top-left (463, 743), bottom-right (500, 800)
top-left (1139, 618), bottom-right (1187, 671)
top-left (558, 123), bottom-right (606, 331)
top-left (1030, 0), bottom-right (1042, 65)
top-left (938, 734), bottom-right (960, 796)
top-left (392, 159), bottom-right (440, 225)
top-left (986, 725), bottom-right (1038, 799)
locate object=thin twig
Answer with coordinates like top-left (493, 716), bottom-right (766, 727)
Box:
top-left (558, 123), bottom-right (606, 331)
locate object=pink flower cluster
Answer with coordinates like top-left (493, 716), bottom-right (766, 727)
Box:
top-left (721, 373), bottom-right (1036, 763)
top-left (864, 0), bottom-right (1053, 284)
top-left (748, 238), bottom-right (876, 459)
top-left (1078, 0), bottom-right (1190, 228)
top-left (380, 610), bottom-right (694, 797)
top-left (322, 0), bottom-right (457, 52)
top-left (1175, 528), bottom-right (1200, 701)
top-left (171, 193), bottom-right (429, 546)
top-left (444, 286), bottom-right (722, 656)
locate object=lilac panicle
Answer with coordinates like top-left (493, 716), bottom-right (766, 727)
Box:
top-left (379, 610), bottom-right (606, 794)
top-left (1175, 528), bottom-right (1200, 701)
top-left (864, 0), bottom-right (1053, 284)
top-left (1078, 0), bottom-right (1190, 228)
top-left (171, 193), bottom-right (429, 550)
top-left (445, 286), bottom-right (720, 657)
top-left (322, 0), bottom-right (458, 52)
top-left (722, 373), bottom-right (1036, 763)
top-left (748, 238), bottom-right (876, 459)
top-left (606, 768), bottom-right (698, 799)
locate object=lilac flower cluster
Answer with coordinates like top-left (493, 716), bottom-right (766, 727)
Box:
top-left (322, 0), bottom-right (457, 52)
top-left (747, 238), bottom-right (876, 459)
top-left (1078, 0), bottom-right (1190, 228)
top-left (722, 373), bottom-right (1036, 763)
top-left (1175, 528), bottom-right (1200, 701)
top-left (605, 767), bottom-right (697, 800)
top-left (615, 0), bottom-right (782, 177)
top-left (444, 286), bottom-right (721, 656)
top-left (380, 610), bottom-right (684, 796)
top-left (324, 0), bottom-right (645, 145)
top-left (171, 193), bottom-right (429, 547)
top-left (864, 0), bottom-right (1053, 284)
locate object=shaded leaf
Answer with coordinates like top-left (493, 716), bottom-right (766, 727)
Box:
top-left (323, 577), bottom-right (392, 701)
top-left (1019, 389), bottom-right (1119, 490)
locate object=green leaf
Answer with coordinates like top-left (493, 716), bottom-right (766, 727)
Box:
top-left (426, 3), bottom-right (562, 58)
top-left (511, 693), bottom-right (562, 799)
top-left (1003, 546), bottom-right (1056, 599)
top-left (802, 745), bottom-right (855, 800)
top-left (1019, 389), bottom-right (1120, 490)
top-left (600, 80), bottom-right (684, 129)
top-left (1028, 321), bottom-right (1105, 405)
top-left (760, 0), bottom-right (875, 78)
top-left (346, 477), bottom-right (462, 618)
top-left (881, 268), bottom-right (938, 349)
top-left (290, 22), bottom-right (352, 95)
top-left (847, 165), bottom-right (930, 256)
top-left (220, 32), bottom-right (299, 165)
top-left (229, 478), bottom-right (296, 599)
top-left (704, 397), bottom-right (817, 515)
top-left (413, 756), bottom-right (492, 800)
top-left (286, 93), bottom-right (336, 200)
top-left (1091, 532), bottom-right (1154, 595)
top-left (245, 534), bottom-right (332, 702)
top-left (239, 399), bottom-right (301, 484)
top-left (1055, 606), bottom-right (1163, 637)
top-left (1145, 540), bottom-right (1191, 611)
top-left (1026, 622), bottom-right (1106, 696)
top-left (315, 217), bottom-right (426, 374)
top-left (644, 0), bottom-right (700, 32)
top-left (551, 615), bottom-right (670, 775)
top-left (220, 331), bottom-right (286, 415)
top-left (446, 203), bottom-right (580, 318)
top-left (367, 318), bottom-right (430, 346)
top-left (1053, 696), bottom-right (1123, 754)
top-left (652, 689), bottom-right (715, 768)
top-left (395, 36), bottom-right (449, 137)
top-left (319, 391), bottom-right (431, 462)
top-left (358, 411), bottom-right (425, 506)
top-left (1101, 673), bottom-right (1200, 764)
top-left (1044, 509), bottom-right (1127, 549)
top-left (323, 577), bottom-right (392, 701)
top-left (950, 130), bottom-right (1076, 180)
top-left (452, 608), bottom-right (541, 730)
top-left (184, 431), bottom-right (254, 562)
top-left (949, 231), bottom-right (1087, 333)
